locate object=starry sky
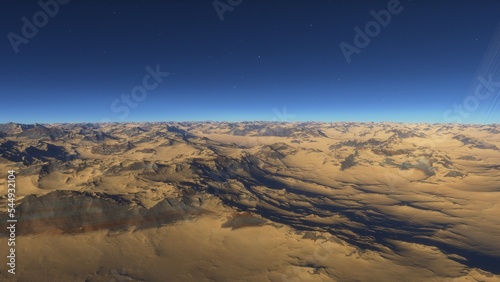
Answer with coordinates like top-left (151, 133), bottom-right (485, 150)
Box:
top-left (1, 0), bottom-right (500, 124)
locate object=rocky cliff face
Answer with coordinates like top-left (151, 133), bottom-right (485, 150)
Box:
top-left (4, 190), bottom-right (202, 235)
top-left (0, 122), bottom-right (499, 280)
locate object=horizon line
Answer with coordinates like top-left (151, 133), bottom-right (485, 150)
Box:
top-left (1, 121), bottom-right (499, 126)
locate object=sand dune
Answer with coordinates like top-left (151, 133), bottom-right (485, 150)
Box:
top-left (0, 122), bottom-right (499, 281)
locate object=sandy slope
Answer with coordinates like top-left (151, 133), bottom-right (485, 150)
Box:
top-left (0, 122), bottom-right (499, 281)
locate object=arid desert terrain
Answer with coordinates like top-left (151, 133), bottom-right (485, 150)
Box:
top-left (0, 122), bottom-right (499, 281)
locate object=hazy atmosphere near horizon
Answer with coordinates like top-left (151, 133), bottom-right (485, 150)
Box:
top-left (2, 0), bottom-right (500, 124)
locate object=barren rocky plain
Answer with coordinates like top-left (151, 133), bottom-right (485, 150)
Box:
top-left (0, 122), bottom-right (499, 281)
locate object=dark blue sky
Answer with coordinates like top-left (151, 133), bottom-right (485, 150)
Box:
top-left (2, 0), bottom-right (500, 124)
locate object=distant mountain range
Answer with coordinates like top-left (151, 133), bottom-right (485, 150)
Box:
top-left (0, 122), bottom-right (499, 281)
